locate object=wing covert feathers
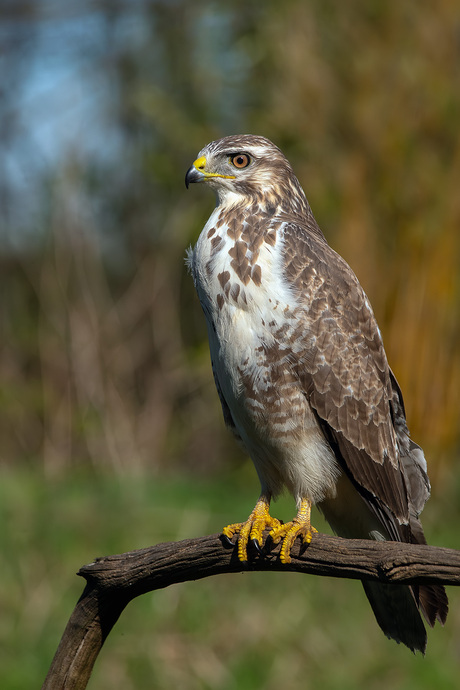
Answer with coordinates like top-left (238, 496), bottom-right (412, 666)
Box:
top-left (282, 217), bottom-right (448, 648)
top-left (283, 221), bottom-right (410, 520)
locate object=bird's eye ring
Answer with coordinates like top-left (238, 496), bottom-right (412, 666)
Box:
top-left (230, 153), bottom-right (251, 169)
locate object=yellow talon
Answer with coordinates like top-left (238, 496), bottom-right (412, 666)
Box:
top-left (222, 495), bottom-right (282, 562)
top-left (269, 497), bottom-right (316, 564)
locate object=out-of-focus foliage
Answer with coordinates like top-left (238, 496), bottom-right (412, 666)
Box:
top-left (1, 0), bottom-right (459, 480)
top-left (2, 4), bottom-right (460, 688)
top-left (2, 469), bottom-right (460, 690)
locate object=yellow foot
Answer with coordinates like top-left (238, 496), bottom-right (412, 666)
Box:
top-left (222, 495), bottom-right (282, 562)
top-left (269, 498), bottom-right (317, 563)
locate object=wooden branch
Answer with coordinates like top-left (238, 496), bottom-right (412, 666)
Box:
top-left (42, 532), bottom-right (460, 690)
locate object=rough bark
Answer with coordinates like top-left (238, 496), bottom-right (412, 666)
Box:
top-left (42, 532), bottom-right (460, 689)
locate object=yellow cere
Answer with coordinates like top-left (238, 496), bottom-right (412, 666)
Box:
top-left (193, 155), bottom-right (207, 170)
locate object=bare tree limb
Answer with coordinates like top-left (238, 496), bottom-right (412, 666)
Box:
top-left (42, 532), bottom-right (460, 690)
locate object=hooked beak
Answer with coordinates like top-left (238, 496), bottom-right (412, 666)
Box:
top-left (185, 164), bottom-right (205, 188)
top-left (185, 155), bottom-right (207, 188)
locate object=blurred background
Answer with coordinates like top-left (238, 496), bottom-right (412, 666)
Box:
top-left (1, 1), bottom-right (460, 688)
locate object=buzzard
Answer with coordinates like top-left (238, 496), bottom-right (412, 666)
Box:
top-left (185, 134), bottom-right (447, 652)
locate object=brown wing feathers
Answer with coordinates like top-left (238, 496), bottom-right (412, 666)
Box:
top-left (283, 223), bottom-right (411, 522)
top-left (282, 217), bottom-right (448, 634)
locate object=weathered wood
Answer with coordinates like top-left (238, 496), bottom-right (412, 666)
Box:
top-left (42, 532), bottom-right (460, 689)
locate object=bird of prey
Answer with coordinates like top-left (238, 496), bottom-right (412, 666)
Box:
top-left (185, 134), bottom-right (447, 652)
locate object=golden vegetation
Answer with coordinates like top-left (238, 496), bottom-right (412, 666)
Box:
top-left (1, 2), bottom-right (459, 481)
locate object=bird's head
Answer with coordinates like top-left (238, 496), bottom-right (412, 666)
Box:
top-left (185, 134), bottom-right (307, 213)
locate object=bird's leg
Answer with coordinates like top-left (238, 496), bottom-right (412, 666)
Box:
top-left (222, 494), bottom-right (282, 562)
top-left (268, 497), bottom-right (317, 564)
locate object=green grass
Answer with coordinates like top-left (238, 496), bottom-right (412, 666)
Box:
top-left (1, 467), bottom-right (459, 690)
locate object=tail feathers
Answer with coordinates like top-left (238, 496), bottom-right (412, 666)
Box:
top-left (319, 472), bottom-right (448, 651)
top-left (362, 581), bottom-right (448, 654)
top-left (362, 581), bottom-right (427, 653)
top-left (418, 583), bottom-right (448, 628)
top-left (407, 514), bottom-right (449, 629)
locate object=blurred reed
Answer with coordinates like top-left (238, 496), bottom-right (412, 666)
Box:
top-left (0, 1), bottom-right (458, 481)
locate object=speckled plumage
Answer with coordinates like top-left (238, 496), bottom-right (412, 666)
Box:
top-left (186, 134), bottom-right (447, 652)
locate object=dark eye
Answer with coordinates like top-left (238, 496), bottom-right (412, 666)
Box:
top-left (230, 153), bottom-right (251, 169)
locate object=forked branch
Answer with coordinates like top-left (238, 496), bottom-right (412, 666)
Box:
top-left (42, 532), bottom-right (460, 690)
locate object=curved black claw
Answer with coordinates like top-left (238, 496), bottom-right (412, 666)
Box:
top-left (220, 534), bottom-right (236, 548)
top-left (251, 538), bottom-right (262, 554)
top-left (262, 533), bottom-right (275, 555)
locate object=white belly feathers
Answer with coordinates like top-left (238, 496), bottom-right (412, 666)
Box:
top-left (189, 208), bottom-right (341, 504)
